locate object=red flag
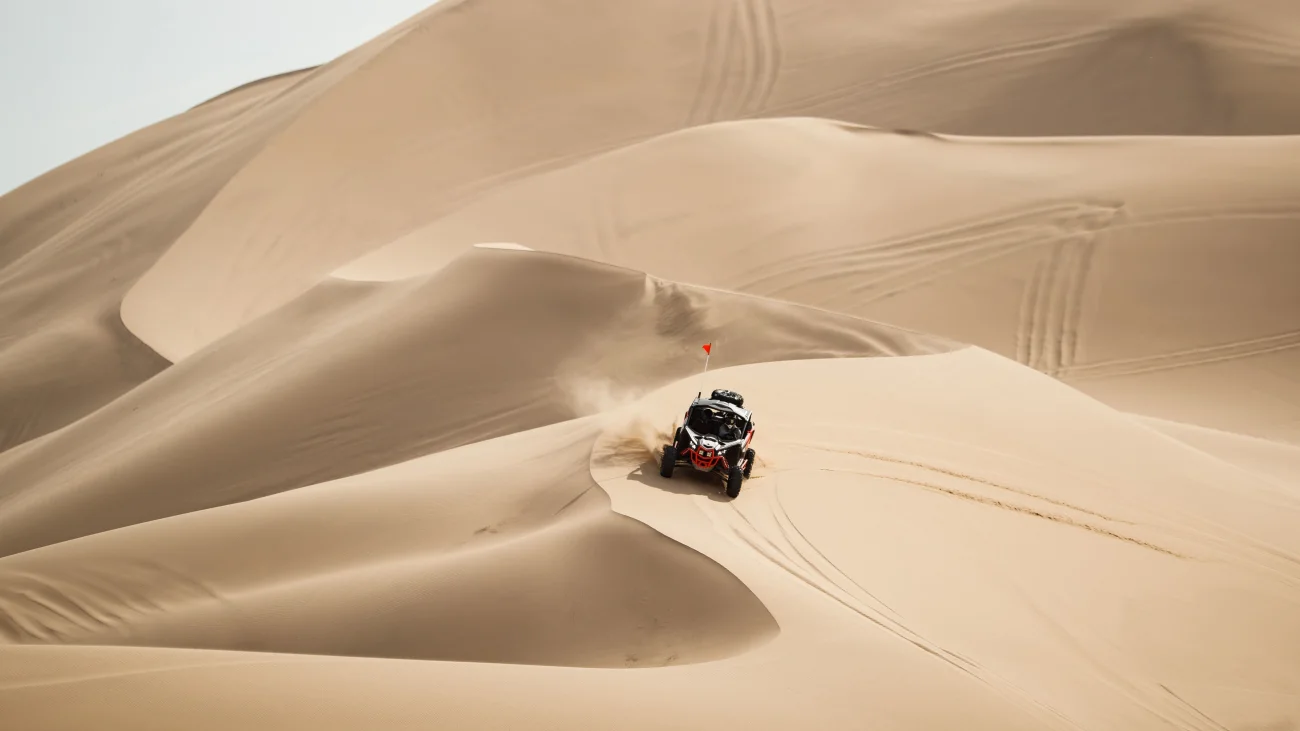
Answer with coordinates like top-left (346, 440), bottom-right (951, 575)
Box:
top-left (702, 343), bottom-right (712, 355)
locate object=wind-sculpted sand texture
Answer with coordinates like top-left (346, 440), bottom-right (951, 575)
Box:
top-left (2, 0), bottom-right (1299, 729)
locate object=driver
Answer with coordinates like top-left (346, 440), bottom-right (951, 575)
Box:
top-left (719, 414), bottom-right (742, 442)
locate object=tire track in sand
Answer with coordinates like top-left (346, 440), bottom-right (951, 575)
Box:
top-left (1017, 240), bottom-right (1059, 372)
top-left (743, 201), bottom-right (1096, 299)
top-left (1016, 203), bottom-right (1124, 376)
top-left (843, 200), bottom-right (1122, 317)
top-left (705, 480), bottom-right (984, 672)
top-left (788, 440), bottom-right (1130, 525)
top-left (1016, 585), bottom-right (1232, 731)
top-left (1029, 198), bottom-right (1297, 377)
top-left (685, 0), bottom-right (733, 126)
top-left (686, 0), bottom-right (782, 125)
top-left (1058, 329), bottom-right (1300, 381)
top-left (737, 0), bottom-right (782, 116)
top-left (1106, 200), bottom-right (1300, 232)
top-left (824, 467), bottom-right (1184, 558)
top-left (743, 200), bottom-right (1124, 313)
top-left (702, 478), bottom-right (1083, 731)
top-left (762, 25), bottom-right (1117, 117)
top-left (767, 440), bottom-right (1184, 557)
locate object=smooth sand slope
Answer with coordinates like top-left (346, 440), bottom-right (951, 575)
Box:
top-left (121, 0), bottom-right (1300, 361)
top-left (0, 247), bottom-right (946, 557)
top-left (0, 415), bottom-right (780, 667)
top-left (0, 70), bottom-right (302, 454)
top-left (3, 351), bottom-right (1298, 729)
top-left (3, 0), bottom-right (1300, 729)
top-left (341, 118), bottom-right (1300, 442)
top-left (0, 3), bottom-right (440, 455)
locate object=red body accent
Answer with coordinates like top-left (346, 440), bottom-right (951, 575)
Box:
top-left (685, 446), bottom-right (728, 471)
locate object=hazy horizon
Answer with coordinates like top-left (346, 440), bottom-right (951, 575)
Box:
top-left (0, 0), bottom-right (434, 195)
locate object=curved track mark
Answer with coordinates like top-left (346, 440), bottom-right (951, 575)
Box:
top-left (708, 480), bottom-right (992, 673)
top-left (706, 3), bottom-right (743, 124)
top-left (738, 0), bottom-right (782, 116)
top-left (703, 479), bottom-right (1086, 730)
top-left (742, 201), bottom-right (1098, 292)
top-left (818, 467), bottom-right (1185, 558)
top-left (789, 441), bottom-right (1131, 525)
top-left (1060, 330), bottom-right (1300, 381)
top-left (1015, 204), bottom-right (1122, 375)
top-left (745, 201), bottom-right (1114, 306)
top-left (686, 0), bottom-right (782, 125)
top-left (849, 201), bottom-right (1122, 315)
top-left (1027, 239), bottom-right (1066, 373)
top-left (1100, 201), bottom-right (1300, 234)
top-left (1016, 252), bottom-right (1048, 368)
top-left (763, 25), bottom-right (1117, 117)
top-left (686, 0), bottom-right (731, 126)
top-left (1058, 233), bottom-right (1100, 373)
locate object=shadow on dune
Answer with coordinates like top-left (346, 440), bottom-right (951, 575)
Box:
top-left (0, 248), bottom-right (942, 558)
top-left (625, 460), bottom-right (735, 503)
top-left (0, 419), bottom-right (782, 668)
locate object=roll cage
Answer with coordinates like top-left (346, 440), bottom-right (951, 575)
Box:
top-left (682, 398), bottom-right (753, 445)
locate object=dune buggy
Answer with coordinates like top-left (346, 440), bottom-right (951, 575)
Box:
top-left (660, 389), bottom-right (756, 499)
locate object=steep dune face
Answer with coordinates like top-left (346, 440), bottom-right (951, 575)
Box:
top-left (3, 353), bottom-right (1297, 730)
top-left (0, 5), bottom-right (441, 452)
top-left (792, 1), bottom-right (1300, 137)
top-left (600, 352), bottom-right (1300, 571)
top-left (0, 70), bottom-right (305, 454)
top-left (345, 119), bottom-right (1300, 441)
top-left (0, 417), bottom-right (778, 666)
top-left (0, 248), bottom-right (946, 557)
top-left (590, 352), bottom-right (1300, 729)
top-left (120, 0), bottom-right (1300, 360)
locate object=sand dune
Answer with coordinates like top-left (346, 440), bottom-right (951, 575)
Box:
top-left (0, 4), bottom-right (441, 452)
top-left (344, 118), bottom-right (1300, 441)
top-left (4, 0), bottom-right (1300, 728)
top-left (592, 352), bottom-right (1300, 728)
top-left (0, 416), bottom-right (778, 666)
top-left (0, 247), bottom-right (944, 557)
top-left (121, 0), bottom-right (1300, 361)
top-left (1141, 415), bottom-right (1300, 491)
top-left (0, 69), bottom-right (302, 454)
top-left (3, 351), bottom-right (1298, 729)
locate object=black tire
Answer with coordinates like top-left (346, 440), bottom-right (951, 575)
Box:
top-left (711, 389), bottom-right (744, 408)
top-left (673, 427), bottom-right (687, 452)
top-left (725, 465), bottom-right (743, 498)
top-left (660, 445), bottom-right (677, 478)
top-left (742, 448), bottom-right (756, 478)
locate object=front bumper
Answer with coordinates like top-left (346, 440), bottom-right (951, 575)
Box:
top-left (684, 445), bottom-right (727, 472)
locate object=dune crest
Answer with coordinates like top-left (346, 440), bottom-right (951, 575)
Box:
top-left (0, 1), bottom-right (441, 452)
top-left (0, 247), bottom-right (944, 557)
top-left (349, 117), bottom-right (1300, 441)
top-left (0, 417), bottom-right (778, 667)
top-left (0, 70), bottom-right (305, 454)
top-left (120, 0), bottom-right (1300, 361)
top-left (588, 352), bottom-right (1300, 729)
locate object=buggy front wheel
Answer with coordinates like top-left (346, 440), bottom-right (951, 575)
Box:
top-left (725, 465), bottom-right (744, 499)
top-left (660, 445), bottom-right (677, 478)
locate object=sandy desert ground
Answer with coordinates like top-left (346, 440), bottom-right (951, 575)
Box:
top-left (3, 0), bottom-right (1300, 729)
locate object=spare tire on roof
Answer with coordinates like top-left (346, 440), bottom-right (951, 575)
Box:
top-left (710, 389), bottom-right (744, 408)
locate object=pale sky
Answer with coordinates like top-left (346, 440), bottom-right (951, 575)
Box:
top-left (0, 0), bottom-right (435, 195)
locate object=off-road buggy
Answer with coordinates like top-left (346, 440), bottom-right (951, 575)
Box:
top-left (659, 389), bottom-right (756, 499)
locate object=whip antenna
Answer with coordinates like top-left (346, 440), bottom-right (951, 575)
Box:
top-left (698, 342), bottom-right (712, 397)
